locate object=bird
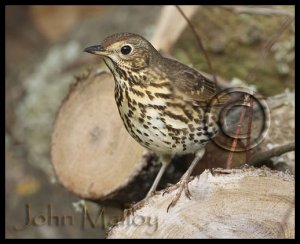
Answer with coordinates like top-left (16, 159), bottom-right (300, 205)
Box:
top-left (84, 32), bottom-right (220, 211)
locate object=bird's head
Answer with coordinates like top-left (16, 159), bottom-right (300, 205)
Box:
top-left (84, 32), bottom-right (159, 72)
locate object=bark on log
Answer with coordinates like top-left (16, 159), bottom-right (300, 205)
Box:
top-left (108, 167), bottom-right (294, 239)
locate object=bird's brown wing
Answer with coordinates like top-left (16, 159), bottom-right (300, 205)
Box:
top-left (176, 69), bottom-right (232, 108)
top-left (165, 58), bottom-right (216, 104)
top-left (174, 69), bottom-right (216, 103)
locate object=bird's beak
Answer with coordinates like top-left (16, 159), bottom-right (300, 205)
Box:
top-left (84, 45), bottom-right (107, 55)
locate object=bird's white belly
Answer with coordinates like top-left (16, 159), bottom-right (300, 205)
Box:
top-left (118, 97), bottom-right (211, 155)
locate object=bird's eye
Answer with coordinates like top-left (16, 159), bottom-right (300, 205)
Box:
top-left (121, 45), bottom-right (132, 55)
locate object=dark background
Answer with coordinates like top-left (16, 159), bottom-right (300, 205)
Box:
top-left (5, 5), bottom-right (294, 238)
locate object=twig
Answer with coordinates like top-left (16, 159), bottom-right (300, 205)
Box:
top-left (246, 16), bottom-right (294, 83)
top-left (263, 17), bottom-right (294, 59)
top-left (151, 6), bottom-right (199, 53)
top-left (175, 5), bottom-right (217, 85)
top-left (220, 5), bottom-right (294, 18)
top-left (248, 142), bottom-right (295, 166)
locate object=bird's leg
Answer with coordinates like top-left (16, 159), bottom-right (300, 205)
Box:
top-left (146, 154), bottom-right (172, 197)
top-left (128, 154), bottom-right (171, 214)
top-left (164, 148), bottom-right (205, 212)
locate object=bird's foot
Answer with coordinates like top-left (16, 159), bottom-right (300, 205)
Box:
top-left (125, 199), bottom-right (146, 216)
top-left (163, 175), bottom-right (194, 212)
top-left (125, 191), bottom-right (156, 215)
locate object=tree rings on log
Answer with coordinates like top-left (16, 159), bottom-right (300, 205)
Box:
top-left (108, 167), bottom-right (294, 238)
top-left (51, 69), bottom-right (149, 203)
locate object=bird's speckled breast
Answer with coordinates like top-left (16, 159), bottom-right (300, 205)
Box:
top-left (114, 77), bottom-right (218, 155)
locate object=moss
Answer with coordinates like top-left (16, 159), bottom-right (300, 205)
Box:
top-left (172, 6), bottom-right (294, 96)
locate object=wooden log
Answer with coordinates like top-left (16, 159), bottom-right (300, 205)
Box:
top-left (50, 69), bottom-right (188, 205)
top-left (250, 91), bottom-right (295, 172)
top-left (193, 90), bottom-right (295, 174)
top-left (151, 6), bottom-right (199, 53)
top-left (51, 69), bottom-right (144, 202)
top-left (108, 167), bottom-right (294, 239)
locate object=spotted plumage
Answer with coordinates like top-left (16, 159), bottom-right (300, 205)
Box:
top-left (84, 32), bottom-right (220, 210)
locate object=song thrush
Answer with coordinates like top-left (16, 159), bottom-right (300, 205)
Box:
top-left (84, 32), bottom-right (219, 211)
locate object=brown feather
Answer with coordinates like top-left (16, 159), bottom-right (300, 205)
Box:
top-left (162, 57), bottom-right (216, 103)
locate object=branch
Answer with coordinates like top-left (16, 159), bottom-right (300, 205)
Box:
top-left (245, 16), bottom-right (294, 83)
top-left (150, 6), bottom-right (199, 53)
top-left (248, 142), bottom-right (295, 166)
top-left (175, 5), bottom-right (217, 85)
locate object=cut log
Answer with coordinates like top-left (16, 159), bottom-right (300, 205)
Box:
top-left (50, 69), bottom-right (188, 205)
top-left (108, 167), bottom-right (295, 239)
top-left (51, 69), bottom-right (146, 202)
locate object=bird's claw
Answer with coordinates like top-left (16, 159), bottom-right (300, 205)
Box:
top-left (126, 198), bottom-right (147, 216)
top-left (164, 176), bottom-right (194, 212)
